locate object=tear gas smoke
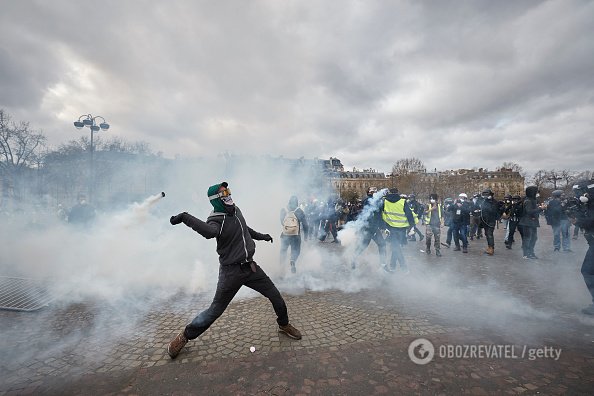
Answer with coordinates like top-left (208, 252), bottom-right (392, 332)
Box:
top-left (337, 188), bottom-right (387, 257)
top-left (0, 155), bottom-right (592, 370)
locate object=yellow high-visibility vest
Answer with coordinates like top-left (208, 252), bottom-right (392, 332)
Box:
top-left (423, 203), bottom-right (442, 224)
top-left (382, 199), bottom-right (410, 228)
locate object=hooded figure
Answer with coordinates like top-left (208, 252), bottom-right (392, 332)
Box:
top-left (519, 186), bottom-right (541, 228)
top-left (572, 179), bottom-right (594, 315)
top-left (518, 186), bottom-right (543, 259)
top-left (166, 181), bottom-right (302, 359)
top-left (207, 182), bottom-right (233, 213)
top-left (279, 195), bottom-right (308, 273)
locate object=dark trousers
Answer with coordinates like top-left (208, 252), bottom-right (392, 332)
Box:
top-left (355, 228), bottom-right (387, 264)
top-left (582, 234), bottom-right (594, 304)
top-left (280, 235), bottom-right (301, 263)
top-left (522, 226), bottom-right (538, 257)
top-left (452, 223), bottom-right (468, 248)
top-left (319, 220), bottom-right (338, 241)
top-left (470, 217), bottom-right (482, 238)
top-left (484, 225), bottom-right (495, 248)
top-left (184, 262), bottom-right (288, 340)
top-left (505, 220), bottom-right (519, 245)
top-left (446, 226), bottom-right (453, 245)
top-left (387, 227), bottom-right (407, 269)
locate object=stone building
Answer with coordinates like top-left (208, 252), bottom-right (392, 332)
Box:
top-left (437, 168), bottom-right (524, 199)
top-left (330, 169), bottom-right (388, 201)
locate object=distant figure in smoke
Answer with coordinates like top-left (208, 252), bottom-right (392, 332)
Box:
top-left (518, 186), bottom-right (545, 259)
top-left (448, 193), bottom-right (471, 253)
top-left (442, 197), bottom-right (455, 249)
top-left (545, 190), bottom-right (572, 252)
top-left (351, 187), bottom-right (387, 269)
top-left (469, 193), bottom-right (484, 240)
top-left (500, 194), bottom-right (513, 230)
top-left (67, 193), bottom-right (96, 225)
top-left (166, 182), bottom-right (302, 359)
top-left (423, 193), bottom-right (443, 257)
top-left (304, 198), bottom-right (319, 241)
top-left (318, 197), bottom-right (340, 243)
top-left (479, 188), bottom-right (502, 256)
top-left (571, 179), bottom-right (594, 315)
top-left (382, 188), bottom-right (416, 273)
top-left (56, 203), bottom-right (68, 222)
top-left (406, 194), bottom-right (424, 242)
top-left (279, 195), bottom-right (308, 273)
top-left (504, 195), bottom-right (523, 250)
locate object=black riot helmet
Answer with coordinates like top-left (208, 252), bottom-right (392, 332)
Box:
top-left (481, 188), bottom-right (494, 197)
top-left (573, 179), bottom-right (594, 201)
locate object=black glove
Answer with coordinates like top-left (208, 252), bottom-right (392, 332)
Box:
top-left (263, 234), bottom-right (273, 243)
top-left (170, 212), bottom-right (187, 225)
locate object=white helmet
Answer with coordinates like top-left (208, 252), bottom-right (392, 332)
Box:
top-left (458, 193), bottom-right (468, 198)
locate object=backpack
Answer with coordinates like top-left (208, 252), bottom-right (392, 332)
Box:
top-left (282, 210), bottom-right (300, 236)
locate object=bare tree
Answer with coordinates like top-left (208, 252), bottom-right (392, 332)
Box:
top-left (391, 157), bottom-right (426, 193)
top-left (500, 162), bottom-right (523, 173)
top-left (0, 109), bottom-right (47, 202)
top-left (559, 169), bottom-right (577, 191)
top-left (545, 169), bottom-right (563, 190)
top-left (530, 170), bottom-right (548, 190)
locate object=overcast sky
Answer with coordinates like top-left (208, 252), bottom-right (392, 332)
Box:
top-left (1, 0), bottom-right (593, 176)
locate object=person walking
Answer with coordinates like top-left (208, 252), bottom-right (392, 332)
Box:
top-left (279, 195), bottom-right (309, 273)
top-left (571, 180), bottom-right (594, 315)
top-left (423, 193), bottom-right (443, 257)
top-left (504, 195), bottom-right (523, 250)
top-left (518, 186), bottom-right (545, 259)
top-left (442, 197), bottom-right (455, 249)
top-left (166, 181), bottom-right (302, 359)
top-left (351, 187), bottom-right (387, 269)
top-left (449, 193), bottom-right (471, 253)
top-left (406, 194), bottom-right (424, 242)
top-left (382, 188), bottom-right (416, 273)
top-left (479, 188), bottom-right (502, 256)
top-left (545, 190), bottom-right (572, 252)
top-left (469, 193), bottom-right (484, 240)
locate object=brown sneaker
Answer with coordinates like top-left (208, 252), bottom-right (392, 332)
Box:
top-left (167, 331), bottom-right (188, 359)
top-left (279, 323), bottom-right (302, 340)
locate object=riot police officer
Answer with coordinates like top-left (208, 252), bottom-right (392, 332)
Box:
top-left (572, 180), bottom-right (594, 315)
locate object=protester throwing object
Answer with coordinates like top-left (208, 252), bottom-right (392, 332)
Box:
top-left (166, 181), bottom-right (302, 359)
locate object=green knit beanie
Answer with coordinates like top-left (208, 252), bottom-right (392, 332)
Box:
top-left (207, 182), bottom-right (227, 213)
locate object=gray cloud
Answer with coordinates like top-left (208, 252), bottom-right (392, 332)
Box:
top-left (1, 0), bottom-right (593, 175)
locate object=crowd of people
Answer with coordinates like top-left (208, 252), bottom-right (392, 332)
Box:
top-left (277, 181), bottom-right (594, 316)
top-left (161, 178), bottom-right (594, 360)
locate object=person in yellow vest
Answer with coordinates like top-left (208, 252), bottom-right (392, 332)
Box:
top-left (423, 193), bottom-right (443, 257)
top-left (382, 188), bottom-right (417, 273)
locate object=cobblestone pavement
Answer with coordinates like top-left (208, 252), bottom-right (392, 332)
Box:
top-left (1, 227), bottom-right (593, 395)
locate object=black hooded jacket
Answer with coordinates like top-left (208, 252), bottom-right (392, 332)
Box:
top-left (518, 186), bottom-right (541, 228)
top-left (175, 208), bottom-right (269, 266)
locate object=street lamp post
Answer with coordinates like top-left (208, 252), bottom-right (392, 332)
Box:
top-left (73, 114), bottom-right (110, 203)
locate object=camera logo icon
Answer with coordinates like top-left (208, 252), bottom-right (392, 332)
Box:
top-left (408, 338), bottom-right (435, 365)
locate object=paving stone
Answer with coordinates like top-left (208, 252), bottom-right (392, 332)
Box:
top-left (1, 228), bottom-right (594, 394)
